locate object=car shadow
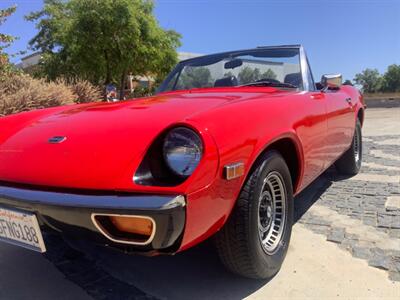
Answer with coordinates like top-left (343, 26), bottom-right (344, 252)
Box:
top-left (294, 166), bottom-right (354, 223)
top-left (49, 233), bottom-right (270, 300)
top-left (48, 167), bottom-right (348, 300)
top-left (294, 173), bottom-right (332, 223)
top-left (96, 240), bottom-right (270, 300)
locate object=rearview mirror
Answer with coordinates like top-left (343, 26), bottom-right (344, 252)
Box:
top-left (321, 74), bottom-right (342, 91)
top-left (224, 59), bottom-right (243, 69)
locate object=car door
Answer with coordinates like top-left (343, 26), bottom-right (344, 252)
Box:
top-left (293, 57), bottom-right (329, 190)
top-left (324, 89), bottom-right (355, 166)
top-left (295, 91), bottom-right (328, 189)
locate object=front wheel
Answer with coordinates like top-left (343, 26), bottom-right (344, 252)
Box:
top-left (215, 151), bottom-right (294, 279)
top-left (335, 119), bottom-right (362, 175)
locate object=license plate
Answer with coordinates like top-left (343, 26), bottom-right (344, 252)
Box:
top-left (0, 207), bottom-right (46, 253)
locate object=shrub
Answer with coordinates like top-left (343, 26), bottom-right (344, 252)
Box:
top-left (0, 74), bottom-right (102, 116)
top-left (127, 86), bottom-right (156, 99)
top-left (0, 74), bottom-right (75, 116)
top-left (60, 78), bottom-right (102, 103)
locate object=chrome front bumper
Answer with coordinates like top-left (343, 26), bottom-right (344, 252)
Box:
top-left (0, 185), bottom-right (186, 253)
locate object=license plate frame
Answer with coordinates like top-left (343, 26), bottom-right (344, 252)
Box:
top-left (0, 207), bottom-right (46, 253)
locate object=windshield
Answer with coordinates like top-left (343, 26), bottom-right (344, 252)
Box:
top-left (158, 48), bottom-right (303, 93)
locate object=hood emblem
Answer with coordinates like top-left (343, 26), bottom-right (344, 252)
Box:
top-left (48, 136), bottom-right (67, 144)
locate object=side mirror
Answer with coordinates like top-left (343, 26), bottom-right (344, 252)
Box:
top-left (321, 74), bottom-right (342, 91)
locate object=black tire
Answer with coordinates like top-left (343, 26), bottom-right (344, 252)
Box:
top-left (215, 151), bottom-right (294, 279)
top-left (335, 119), bottom-right (362, 175)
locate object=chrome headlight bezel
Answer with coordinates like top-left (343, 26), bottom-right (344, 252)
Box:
top-left (162, 127), bottom-right (203, 178)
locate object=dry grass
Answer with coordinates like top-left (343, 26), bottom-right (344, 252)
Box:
top-left (0, 74), bottom-right (74, 116)
top-left (0, 74), bottom-right (102, 117)
top-left (59, 78), bottom-right (102, 104)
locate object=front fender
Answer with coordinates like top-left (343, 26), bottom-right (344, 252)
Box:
top-left (180, 129), bottom-right (304, 251)
top-left (245, 130), bottom-right (305, 193)
top-left (116, 120), bottom-right (220, 195)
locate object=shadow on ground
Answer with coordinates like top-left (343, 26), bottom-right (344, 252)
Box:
top-left (294, 167), bottom-right (353, 222)
top-left (46, 168), bottom-right (347, 300)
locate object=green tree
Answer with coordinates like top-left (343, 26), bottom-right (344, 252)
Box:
top-left (382, 64), bottom-right (400, 92)
top-left (223, 71), bottom-right (234, 77)
top-left (353, 68), bottom-right (383, 93)
top-left (261, 69), bottom-right (277, 80)
top-left (238, 67), bottom-right (276, 84)
top-left (343, 79), bottom-right (353, 86)
top-left (177, 67), bottom-right (212, 89)
top-left (238, 67), bottom-right (260, 84)
top-left (0, 5), bottom-right (17, 76)
top-left (26, 0), bottom-right (181, 99)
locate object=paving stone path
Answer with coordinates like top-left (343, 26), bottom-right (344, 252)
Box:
top-left (43, 233), bottom-right (157, 300)
top-left (296, 134), bottom-right (400, 281)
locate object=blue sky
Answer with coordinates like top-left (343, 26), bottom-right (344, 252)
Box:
top-left (1, 0), bottom-right (399, 81)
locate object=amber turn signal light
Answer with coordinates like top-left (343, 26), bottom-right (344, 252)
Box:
top-left (109, 216), bottom-right (153, 237)
top-left (224, 162), bottom-right (245, 180)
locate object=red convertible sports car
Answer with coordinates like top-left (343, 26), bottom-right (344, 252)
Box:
top-left (0, 45), bottom-right (364, 279)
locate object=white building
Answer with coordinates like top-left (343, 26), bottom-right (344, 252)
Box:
top-left (178, 52), bottom-right (202, 61)
top-left (132, 52), bottom-right (201, 87)
top-left (15, 52), bottom-right (42, 70)
top-left (16, 51), bottom-right (202, 91)
top-left (16, 51), bottom-right (201, 70)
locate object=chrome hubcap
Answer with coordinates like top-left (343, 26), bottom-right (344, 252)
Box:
top-left (258, 172), bottom-right (286, 255)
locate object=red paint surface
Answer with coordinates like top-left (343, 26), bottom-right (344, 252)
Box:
top-left (0, 85), bottom-right (364, 251)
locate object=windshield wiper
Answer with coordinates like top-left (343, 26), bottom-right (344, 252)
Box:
top-left (240, 80), bottom-right (298, 89)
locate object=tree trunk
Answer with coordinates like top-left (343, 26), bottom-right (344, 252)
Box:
top-left (119, 69), bottom-right (127, 100)
top-left (104, 50), bottom-right (111, 101)
top-left (104, 51), bottom-right (111, 84)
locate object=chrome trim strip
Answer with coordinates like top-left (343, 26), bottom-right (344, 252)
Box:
top-left (91, 213), bottom-right (156, 246)
top-left (299, 45), bottom-right (311, 91)
top-left (0, 186), bottom-right (184, 211)
top-left (48, 136), bottom-right (67, 144)
top-left (161, 195), bottom-right (186, 209)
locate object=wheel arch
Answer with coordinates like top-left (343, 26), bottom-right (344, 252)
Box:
top-left (357, 107), bottom-right (364, 126)
top-left (246, 134), bottom-right (304, 195)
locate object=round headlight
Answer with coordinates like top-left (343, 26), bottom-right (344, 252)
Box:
top-left (163, 127), bottom-right (203, 177)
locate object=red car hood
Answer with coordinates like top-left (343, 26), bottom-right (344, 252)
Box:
top-left (0, 87), bottom-right (281, 190)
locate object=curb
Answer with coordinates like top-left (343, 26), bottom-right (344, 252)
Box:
top-left (365, 98), bottom-right (400, 108)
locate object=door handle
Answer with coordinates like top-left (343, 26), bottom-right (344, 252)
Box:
top-left (311, 93), bottom-right (324, 100)
top-left (345, 97), bottom-right (354, 110)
